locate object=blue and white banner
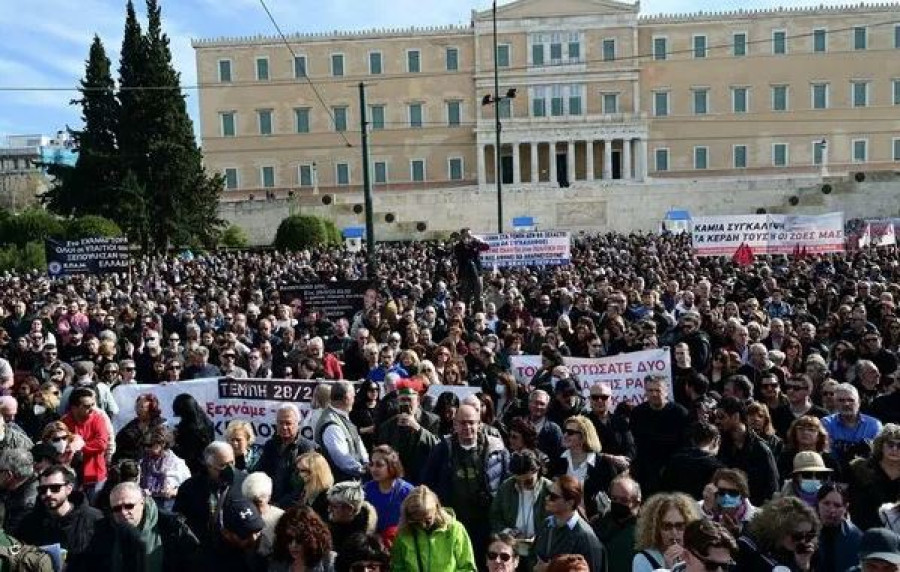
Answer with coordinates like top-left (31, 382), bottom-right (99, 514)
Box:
top-left (478, 231), bottom-right (571, 268)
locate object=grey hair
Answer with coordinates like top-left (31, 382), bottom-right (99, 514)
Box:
top-left (330, 380), bottom-right (353, 404)
top-left (0, 448), bottom-right (33, 479)
top-left (277, 403), bottom-right (300, 420)
top-left (835, 383), bottom-right (859, 400)
top-left (327, 481), bottom-right (364, 511)
top-left (110, 481), bottom-right (143, 500)
top-left (529, 389), bottom-right (550, 403)
top-left (241, 472), bottom-right (273, 503)
top-left (203, 441), bottom-right (233, 466)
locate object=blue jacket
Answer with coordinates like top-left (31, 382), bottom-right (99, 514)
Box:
top-left (816, 519), bottom-right (862, 572)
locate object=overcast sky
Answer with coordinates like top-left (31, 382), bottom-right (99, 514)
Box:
top-left (0, 0), bottom-right (892, 142)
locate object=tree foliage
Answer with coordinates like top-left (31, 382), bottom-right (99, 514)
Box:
top-left (0, 209), bottom-right (66, 248)
top-left (66, 215), bottom-right (123, 239)
top-left (219, 224), bottom-right (249, 248)
top-left (274, 215), bottom-right (342, 251)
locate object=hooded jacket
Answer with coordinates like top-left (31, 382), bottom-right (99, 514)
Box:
top-left (389, 509), bottom-right (476, 572)
top-left (15, 491), bottom-right (102, 557)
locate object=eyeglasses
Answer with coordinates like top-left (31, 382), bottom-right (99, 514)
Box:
top-left (790, 531), bottom-right (817, 544)
top-left (111, 503), bottom-right (137, 513)
top-left (688, 550), bottom-right (737, 572)
top-left (591, 394), bottom-right (611, 401)
top-left (661, 520), bottom-right (686, 532)
top-left (487, 551), bottom-right (514, 562)
top-left (37, 483), bottom-right (66, 495)
top-left (564, 429), bottom-right (582, 436)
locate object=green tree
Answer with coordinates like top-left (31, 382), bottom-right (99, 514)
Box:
top-left (0, 209), bottom-right (66, 248)
top-left (274, 215), bottom-right (340, 250)
top-left (66, 215), bottom-right (123, 239)
top-left (44, 35), bottom-right (121, 218)
top-left (219, 224), bottom-right (249, 248)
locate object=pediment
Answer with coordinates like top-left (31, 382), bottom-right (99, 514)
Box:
top-left (475, 0), bottom-right (639, 20)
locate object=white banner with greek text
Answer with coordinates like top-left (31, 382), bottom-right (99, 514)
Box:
top-left (478, 231), bottom-right (571, 267)
top-left (692, 212), bottom-right (844, 256)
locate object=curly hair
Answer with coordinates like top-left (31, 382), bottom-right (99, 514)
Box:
top-left (634, 492), bottom-right (701, 552)
top-left (747, 496), bottom-right (820, 553)
top-left (872, 423), bottom-right (900, 462)
top-left (272, 505), bottom-right (332, 564)
top-left (507, 418), bottom-right (538, 450)
top-left (785, 415), bottom-right (829, 452)
top-left (40, 421), bottom-right (73, 443)
top-left (135, 393), bottom-right (163, 420)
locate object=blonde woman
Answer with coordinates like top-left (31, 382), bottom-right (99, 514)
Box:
top-left (225, 420), bottom-right (261, 471)
top-left (632, 492), bottom-right (702, 571)
top-left (295, 451), bottom-right (334, 521)
top-left (390, 485), bottom-right (476, 571)
top-left (551, 415), bottom-right (622, 519)
top-left (300, 383), bottom-right (332, 440)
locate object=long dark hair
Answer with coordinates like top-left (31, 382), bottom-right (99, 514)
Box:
top-left (172, 393), bottom-right (213, 435)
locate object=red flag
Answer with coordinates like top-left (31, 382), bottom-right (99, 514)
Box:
top-left (800, 245), bottom-right (809, 259)
top-left (732, 242), bottom-right (754, 267)
top-left (792, 243), bottom-right (801, 259)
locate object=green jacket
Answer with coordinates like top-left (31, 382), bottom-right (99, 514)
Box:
top-left (390, 510), bottom-right (476, 572)
top-left (489, 476), bottom-right (552, 534)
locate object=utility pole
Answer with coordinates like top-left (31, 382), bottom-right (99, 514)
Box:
top-left (359, 82), bottom-right (375, 278)
top-left (492, 0), bottom-right (502, 234)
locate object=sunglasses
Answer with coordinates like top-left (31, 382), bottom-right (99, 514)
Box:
top-left (790, 531), bottom-right (817, 544)
top-left (50, 436), bottom-right (67, 443)
top-left (715, 488), bottom-right (741, 497)
top-left (38, 483), bottom-right (66, 495)
top-left (123, 367), bottom-right (135, 371)
top-left (591, 394), bottom-right (611, 401)
top-left (689, 550), bottom-right (737, 572)
top-left (111, 502), bottom-right (137, 513)
top-left (661, 520), bottom-right (686, 532)
top-left (487, 551), bottom-right (514, 562)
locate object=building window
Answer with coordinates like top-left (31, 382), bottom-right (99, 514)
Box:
top-left (448, 157), bottom-right (464, 181)
top-left (603, 39), bottom-right (616, 62)
top-left (295, 108), bottom-right (310, 133)
top-left (411, 159), bottom-right (426, 182)
top-left (407, 50), bottom-right (421, 73)
top-left (693, 35), bottom-right (707, 58)
top-left (221, 112), bottom-right (236, 137)
top-left (409, 103), bottom-right (423, 127)
top-left (497, 44), bottom-right (510, 67)
top-left (373, 161), bottom-right (387, 184)
top-left (294, 56), bottom-right (307, 78)
top-left (333, 106), bottom-right (348, 132)
top-left (733, 145), bottom-right (748, 168)
top-left (693, 88), bottom-right (709, 115)
top-left (732, 87), bottom-right (748, 113)
top-left (299, 165), bottom-right (313, 187)
top-left (653, 37), bottom-right (668, 60)
top-left (257, 109), bottom-right (273, 135)
top-left (896, 25), bottom-right (900, 49)
top-left (224, 168), bottom-right (238, 190)
top-left (532, 42), bottom-right (545, 65)
top-left (852, 139), bottom-right (868, 162)
top-left (370, 105), bottom-right (385, 130)
top-left (894, 79), bottom-right (900, 105)
top-left (550, 41), bottom-right (563, 62)
top-left (498, 98), bottom-right (511, 119)
top-left (532, 87), bottom-right (547, 117)
top-left (694, 147), bottom-right (709, 170)
top-left (369, 52), bottom-right (383, 75)
top-left (256, 57), bottom-right (269, 81)
top-left (812, 83), bottom-right (829, 109)
top-left (813, 141), bottom-right (826, 165)
top-left (654, 91), bottom-right (670, 117)
top-left (551, 85), bottom-right (564, 116)
top-left (261, 166), bottom-right (275, 188)
top-left (852, 81), bottom-right (869, 107)
top-left (772, 85), bottom-right (789, 111)
top-left (567, 33), bottom-right (581, 61)
top-left (773, 143), bottom-right (788, 167)
top-left (336, 163), bottom-right (350, 185)
top-left (854, 27), bottom-right (867, 50)
top-left (813, 29), bottom-right (827, 53)
top-left (602, 93), bottom-right (619, 114)
top-left (893, 138), bottom-right (900, 161)
top-left (772, 30), bottom-right (787, 54)
top-left (446, 47), bottom-right (459, 71)
top-left (218, 60), bottom-right (232, 82)
top-left (733, 33), bottom-right (747, 56)
top-left (447, 101), bottom-right (461, 126)
top-left (569, 85), bottom-right (583, 115)
top-left (655, 148), bottom-right (669, 172)
top-left (331, 54), bottom-right (344, 77)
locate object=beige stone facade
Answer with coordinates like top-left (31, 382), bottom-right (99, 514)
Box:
top-left (193, 0), bottom-right (900, 198)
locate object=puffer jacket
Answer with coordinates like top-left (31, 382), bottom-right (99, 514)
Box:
top-left (389, 510), bottom-right (476, 572)
top-left (420, 433), bottom-right (509, 504)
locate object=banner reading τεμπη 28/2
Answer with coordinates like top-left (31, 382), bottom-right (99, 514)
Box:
top-left (691, 212), bottom-right (844, 257)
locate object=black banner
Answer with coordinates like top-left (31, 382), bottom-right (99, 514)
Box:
top-left (279, 280), bottom-right (373, 320)
top-left (45, 237), bottom-right (130, 277)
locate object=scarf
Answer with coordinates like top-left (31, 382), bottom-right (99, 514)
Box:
top-left (137, 494), bottom-right (164, 572)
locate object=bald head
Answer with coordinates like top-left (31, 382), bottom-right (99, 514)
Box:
top-left (454, 404), bottom-right (480, 446)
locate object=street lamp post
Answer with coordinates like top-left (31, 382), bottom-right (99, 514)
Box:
top-left (481, 0), bottom-right (517, 234)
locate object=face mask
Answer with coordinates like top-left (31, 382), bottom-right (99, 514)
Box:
top-left (717, 493), bottom-right (742, 509)
top-left (799, 479), bottom-right (822, 494)
top-left (495, 384), bottom-right (506, 397)
top-left (609, 501), bottom-right (633, 521)
top-left (33, 404), bottom-right (46, 416)
top-left (51, 440), bottom-right (67, 454)
top-left (220, 464), bottom-right (235, 484)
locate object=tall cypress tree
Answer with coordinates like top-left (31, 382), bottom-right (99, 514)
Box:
top-left (44, 36), bottom-right (120, 218)
top-left (141, 0), bottom-right (223, 251)
top-left (118, 0), bottom-right (148, 179)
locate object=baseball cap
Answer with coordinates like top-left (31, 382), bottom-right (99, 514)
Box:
top-left (222, 497), bottom-right (265, 539)
top-left (859, 528), bottom-right (900, 565)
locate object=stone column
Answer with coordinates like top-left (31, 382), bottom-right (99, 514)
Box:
top-left (586, 140), bottom-right (595, 181)
top-left (623, 138), bottom-right (632, 180)
top-left (603, 139), bottom-right (613, 180)
top-left (549, 142), bottom-right (557, 185)
top-left (530, 143), bottom-right (539, 183)
top-left (477, 144), bottom-right (487, 186)
top-left (512, 143), bottom-right (521, 184)
top-left (637, 138), bottom-right (648, 181)
top-left (567, 140), bottom-right (576, 183)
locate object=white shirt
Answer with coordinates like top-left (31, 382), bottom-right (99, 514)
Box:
top-left (321, 407), bottom-right (369, 477)
top-left (515, 487), bottom-right (536, 537)
top-left (562, 450), bottom-right (597, 483)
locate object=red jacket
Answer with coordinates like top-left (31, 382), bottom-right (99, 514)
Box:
top-left (63, 410), bottom-right (109, 485)
top-left (322, 352), bottom-right (344, 380)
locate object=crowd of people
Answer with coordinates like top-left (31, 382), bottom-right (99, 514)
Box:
top-left (0, 229), bottom-right (897, 571)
